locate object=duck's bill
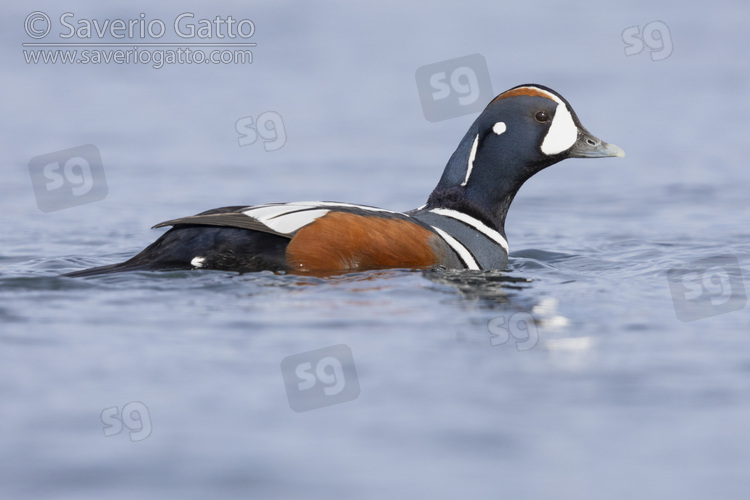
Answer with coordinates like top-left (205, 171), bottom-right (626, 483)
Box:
top-left (568, 130), bottom-right (625, 158)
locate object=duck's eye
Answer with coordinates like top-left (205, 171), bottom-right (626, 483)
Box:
top-left (535, 111), bottom-right (550, 123)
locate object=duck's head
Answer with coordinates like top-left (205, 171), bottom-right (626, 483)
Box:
top-left (426, 84), bottom-right (624, 230)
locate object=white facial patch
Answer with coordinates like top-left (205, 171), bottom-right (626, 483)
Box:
top-left (190, 256), bottom-right (205, 268)
top-left (492, 121), bottom-right (506, 135)
top-left (540, 103), bottom-right (578, 155)
top-left (460, 134), bottom-right (480, 187)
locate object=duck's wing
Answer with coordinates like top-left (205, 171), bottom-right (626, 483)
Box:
top-left (153, 212), bottom-right (291, 238)
top-left (152, 201), bottom-right (409, 239)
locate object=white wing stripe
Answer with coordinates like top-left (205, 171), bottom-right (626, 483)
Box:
top-left (291, 201), bottom-right (399, 213)
top-left (242, 204), bottom-right (318, 221)
top-left (248, 201), bottom-right (398, 214)
top-left (259, 209), bottom-right (330, 233)
top-left (242, 201), bottom-right (406, 234)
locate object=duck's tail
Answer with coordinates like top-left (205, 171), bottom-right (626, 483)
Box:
top-left (62, 260), bottom-right (151, 277)
top-left (62, 224), bottom-right (291, 277)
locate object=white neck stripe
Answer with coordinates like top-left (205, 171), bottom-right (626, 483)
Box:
top-left (430, 208), bottom-right (509, 253)
top-left (431, 226), bottom-right (479, 270)
top-left (460, 134), bottom-right (479, 187)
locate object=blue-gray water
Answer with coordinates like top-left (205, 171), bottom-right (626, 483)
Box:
top-left (2, 1), bottom-right (749, 499)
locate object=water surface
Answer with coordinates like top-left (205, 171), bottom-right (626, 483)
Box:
top-left (2, 1), bottom-right (749, 498)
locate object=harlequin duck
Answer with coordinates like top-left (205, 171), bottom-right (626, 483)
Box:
top-left (65, 84), bottom-right (624, 277)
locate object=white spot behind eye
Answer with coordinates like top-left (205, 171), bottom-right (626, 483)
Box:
top-left (191, 256), bottom-right (205, 268)
top-left (492, 122), bottom-right (506, 135)
top-left (540, 103), bottom-right (578, 155)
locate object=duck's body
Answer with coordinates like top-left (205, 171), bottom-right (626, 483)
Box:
top-left (65, 84), bottom-right (623, 278)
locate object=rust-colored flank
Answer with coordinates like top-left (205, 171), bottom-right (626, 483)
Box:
top-left (286, 212), bottom-right (440, 272)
